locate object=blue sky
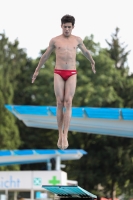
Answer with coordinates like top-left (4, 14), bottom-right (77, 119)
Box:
top-left (0, 0), bottom-right (132, 73)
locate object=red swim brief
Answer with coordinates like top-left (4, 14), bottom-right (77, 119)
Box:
top-left (54, 69), bottom-right (77, 81)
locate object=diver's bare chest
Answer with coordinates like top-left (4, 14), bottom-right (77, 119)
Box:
top-left (55, 40), bottom-right (78, 51)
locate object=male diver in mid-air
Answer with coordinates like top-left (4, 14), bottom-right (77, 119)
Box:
top-left (32, 14), bottom-right (96, 150)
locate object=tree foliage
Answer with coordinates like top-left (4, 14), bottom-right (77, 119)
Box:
top-left (0, 33), bottom-right (23, 170)
top-left (105, 27), bottom-right (131, 69)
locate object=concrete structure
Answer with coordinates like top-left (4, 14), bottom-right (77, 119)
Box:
top-left (0, 170), bottom-right (67, 200)
top-left (0, 150), bottom-right (86, 199)
top-left (0, 149), bottom-right (87, 170)
top-left (5, 105), bottom-right (133, 138)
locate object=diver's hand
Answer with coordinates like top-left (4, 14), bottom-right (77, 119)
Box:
top-left (91, 62), bottom-right (96, 74)
top-left (32, 69), bottom-right (39, 83)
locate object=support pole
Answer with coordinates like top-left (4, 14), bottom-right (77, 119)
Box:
top-left (55, 155), bottom-right (61, 171)
top-left (47, 161), bottom-right (52, 170)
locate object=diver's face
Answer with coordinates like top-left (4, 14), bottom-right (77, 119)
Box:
top-left (61, 23), bottom-right (74, 37)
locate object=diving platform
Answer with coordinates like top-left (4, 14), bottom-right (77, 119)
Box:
top-left (0, 149), bottom-right (87, 170)
top-left (5, 105), bottom-right (133, 138)
top-left (42, 185), bottom-right (97, 199)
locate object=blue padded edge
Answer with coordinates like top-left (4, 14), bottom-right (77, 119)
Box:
top-left (121, 109), bottom-right (133, 120)
top-left (84, 108), bottom-right (120, 119)
top-left (49, 107), bottom-right (56, 116)
top-left (0, 149), bottom-right (87, 156)
top-left (5, 105), bottom-right (48, 116)
top-left (5, 105), bottom-right (13, 113)
top-left (5, 105), bottom-right (133, 120)
top-left (14, 105), bottom-right (48, 115)
top-left (72, 107), bottom-right (83, 117)
top-left (0, 150), bottom-right (12, 156)
top-left (49, 107), bottom-right (84, 117)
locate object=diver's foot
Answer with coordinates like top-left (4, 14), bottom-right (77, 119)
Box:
top-left (57, 137), bottom-right (62, 149)
top-left (62, 134), bottom-right (69, 150)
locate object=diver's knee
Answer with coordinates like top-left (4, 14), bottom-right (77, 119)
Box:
top-left (57, 99), bottom-right (64, 108)
top-left (64, 98), bottom-right (72, 109)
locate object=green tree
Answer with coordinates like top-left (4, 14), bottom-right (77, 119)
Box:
top-left (105, 27), bottom-right (130, 69)
top-left (0, 33), bottom-right (23, 170)
top-left (13, 49), bottom-right (56, 106)
top-left (74, 35), bottom-right (124, 108)
top-left (105, 27), bottom-right (133, 108)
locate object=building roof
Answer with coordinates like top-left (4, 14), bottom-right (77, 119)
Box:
top-left (5, 105), bottom-right (133, 138)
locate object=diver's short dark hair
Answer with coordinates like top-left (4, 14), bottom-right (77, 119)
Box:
top-left (61, 15), bottom-right (75, 26)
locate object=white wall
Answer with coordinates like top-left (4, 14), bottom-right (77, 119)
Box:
top-left (0, 171), bottom-right (67, 191)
